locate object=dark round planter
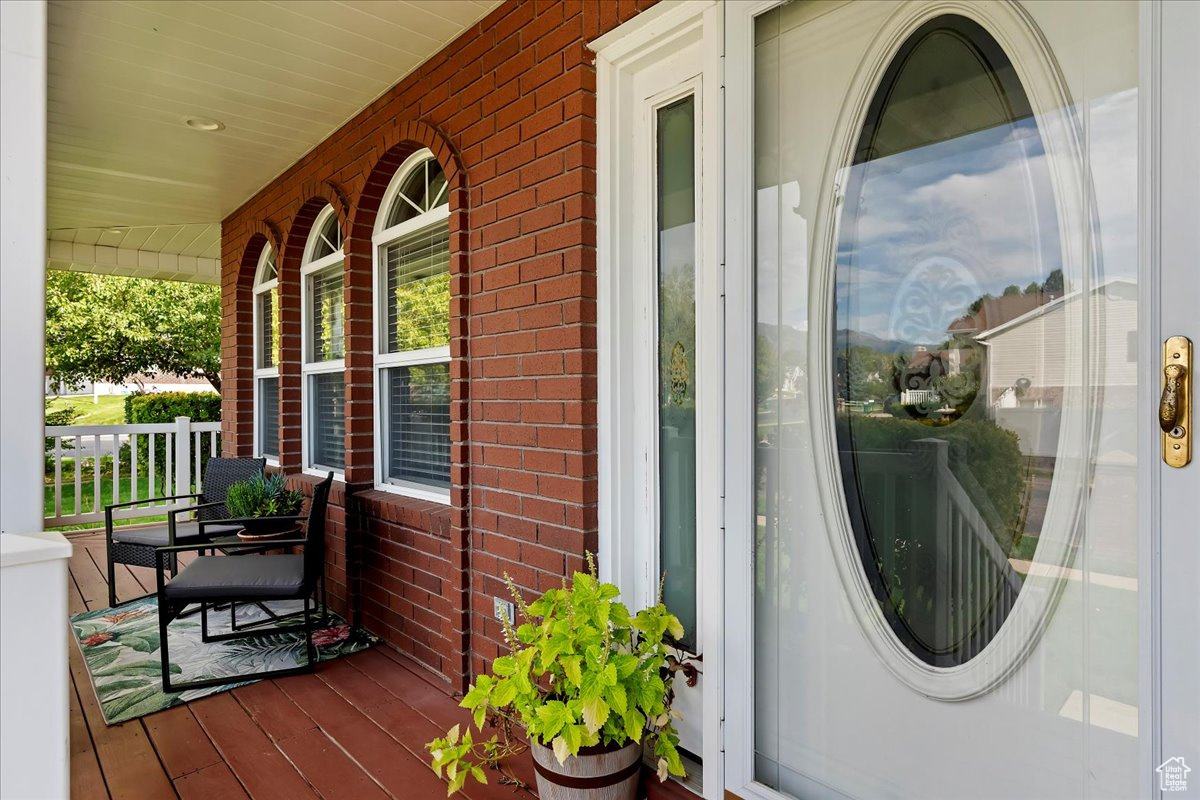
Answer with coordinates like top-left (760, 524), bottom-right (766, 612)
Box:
top-left (237, 516), bottom-right (295, 537)
top-left (529, 739), bottom-right (641, 800)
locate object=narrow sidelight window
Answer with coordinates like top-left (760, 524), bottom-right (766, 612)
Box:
top-left (373, 150), bottom-right (451, 498)
top-left (657, 96), bottom-right (698, 651)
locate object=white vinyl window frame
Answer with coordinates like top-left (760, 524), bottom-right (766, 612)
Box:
top-left (301, 204), bottom-right (346, 478)
top-left (593, 0), bottom-right (722, 788)
top-left (252, 243), bottom-right (279, 464)
top-left (371, 148), bottom-right (452, 504)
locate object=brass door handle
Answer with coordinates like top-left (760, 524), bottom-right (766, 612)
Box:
top-left (1162, 336), bottom-right (1192, 468)
top-left (1159, 363), bottom-right (1186, 433)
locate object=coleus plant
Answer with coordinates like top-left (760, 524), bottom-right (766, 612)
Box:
top-left (426, 556), bottom-right (687, 794)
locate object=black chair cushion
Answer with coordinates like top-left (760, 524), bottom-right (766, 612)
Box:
top-left (112, 522), bottom-right (242, 547)
top-left (163, 554), bottom-right (305, 601)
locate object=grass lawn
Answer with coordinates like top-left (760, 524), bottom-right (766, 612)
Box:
top-left (46, 394), bottom-right (127, 426)
top-left (45, 475), bottom-right (167, 531)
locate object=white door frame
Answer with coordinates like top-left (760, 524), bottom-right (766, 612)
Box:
top-left (1144, 0), bottom-right (1199, 790)
top-left (593, 1), bottom-right (725, 794)
top-left (722, 0), bottom-right (1195, 798)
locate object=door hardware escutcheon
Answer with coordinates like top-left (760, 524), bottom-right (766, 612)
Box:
top-left (1161, 336), bottom-right (1192, 467)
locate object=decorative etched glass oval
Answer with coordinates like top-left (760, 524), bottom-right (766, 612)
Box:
top-left (833, 15), bottom-right (1063, 667)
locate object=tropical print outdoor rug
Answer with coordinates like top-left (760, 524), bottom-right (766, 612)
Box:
top-left (71, 597), bottom-right (377, 725)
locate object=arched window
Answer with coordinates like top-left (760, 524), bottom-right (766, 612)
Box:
top-left (252, 243), bottom-right (279, 461)
top-left (301, 205), bottom-right (345, 473)
top-left (372, 149), bottom-right (451, 499)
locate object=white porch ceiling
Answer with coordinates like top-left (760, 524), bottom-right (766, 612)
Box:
top-left (46, 0), bottom-right (500, 283)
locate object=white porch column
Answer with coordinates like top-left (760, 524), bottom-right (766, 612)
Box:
top-left (0, 0), bottom-right (48, 536)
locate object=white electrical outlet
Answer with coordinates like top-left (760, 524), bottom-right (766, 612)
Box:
top-left (493, 597), bottom-right (515, 626)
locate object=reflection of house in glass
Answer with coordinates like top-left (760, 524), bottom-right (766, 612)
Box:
top-left (974, 279), bottom-right (1138, 457)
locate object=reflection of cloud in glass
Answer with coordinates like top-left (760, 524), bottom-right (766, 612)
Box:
top-left (836, 116), bottom-right (1062, 342)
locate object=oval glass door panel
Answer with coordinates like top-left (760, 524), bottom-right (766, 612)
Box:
top-left (834, 15), bottom-right (1064, 667)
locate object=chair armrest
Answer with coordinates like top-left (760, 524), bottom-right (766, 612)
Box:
top-left (107, 493), bottom-right (201, 512)
top-left (188, 514), bottom-right (307, 528)
top-left (169, 501), bottom-right (224, 522)
top-left (155, 538), bottom-right (307, 556)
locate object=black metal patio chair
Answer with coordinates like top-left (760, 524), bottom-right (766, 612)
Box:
top-left (104, 456), bottom-right (265, 607)
top-left (153, 472), bottom-right (333, 693)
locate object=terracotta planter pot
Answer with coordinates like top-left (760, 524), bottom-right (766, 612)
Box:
top-left (529, 740), bottom-right (641, 800)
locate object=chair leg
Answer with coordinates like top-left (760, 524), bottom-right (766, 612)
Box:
top-left (107, 552), bottom-right (118, 609)
top-left (159, 602), bottom-right (176, 693)
top-left (304, 596), bottom-right (316, 669)
top-left (200, 603), bottom-right (210, 643)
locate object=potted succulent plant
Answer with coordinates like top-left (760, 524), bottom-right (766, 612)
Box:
top-left (224, 472), bottom-right (305, 536)
top-left (426, 556), bottom-right (686, 798)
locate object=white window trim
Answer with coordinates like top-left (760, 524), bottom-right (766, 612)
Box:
top-left (371, 148), bottom-right (452, 504)
top-left (252, 245), bottom-right (279, 466)
top-left (300, 205), bottom-right (346, 479)
top-left (592, 0), bottom-right (722, 790)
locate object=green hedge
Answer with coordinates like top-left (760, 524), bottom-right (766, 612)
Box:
top-left (124, 391), bottom-right (221, 424)
top-left (125, 392), bottom-right (222, 486)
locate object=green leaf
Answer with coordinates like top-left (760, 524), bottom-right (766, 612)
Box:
top-left (447, 723), bottom-right (460, 745)
top-left (624, 709), bottom-right (646, 743)
top-left (470, 766), bottom-right (487, 785)
top-left (491, 678), bottom-right (517, 707)
top-left (552, 735), bottom-right (570, 765)
top-left (561, 656), bottom-right (582, 688)
top-left (581, 696), bottom-right (609, 734)
top-left (491, 655), bottom-right (516, 677)
top-left (93, 659), bottom-right (163, 677)
top-left (606, 684), bottom-right (628, 715)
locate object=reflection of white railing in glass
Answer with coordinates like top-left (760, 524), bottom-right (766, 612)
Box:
top-left (43, 416), bottom-right (221, 527)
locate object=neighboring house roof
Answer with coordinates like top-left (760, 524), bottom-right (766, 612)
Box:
top-left (948, 293), bottom-right (1055, 336)
top-left (975, 278), bottom-right (1137, 341)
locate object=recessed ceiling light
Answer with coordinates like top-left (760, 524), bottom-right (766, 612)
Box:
top-left (105, 227), bottom-right (123, 235)
top-left (184, 116), bottom-right (225, 132)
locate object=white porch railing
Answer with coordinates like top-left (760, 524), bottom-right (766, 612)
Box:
top-left (44, 415), bottom-right (222, 528)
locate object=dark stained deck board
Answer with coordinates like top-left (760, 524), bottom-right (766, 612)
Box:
top-left (69, 668), bottom-right (111, 800)
top-left (174, 763), bottom-right (251, 800)
top-left (189, 693), bottom-right (320, 800)
top-left (69, 642), bottom-right (178, 800)
top-left (142, 705), bottom-right (225, 779)
top-left (276, 671), bottom-right (454, 799)
top-left (63, 531), bottom-right (544, 800)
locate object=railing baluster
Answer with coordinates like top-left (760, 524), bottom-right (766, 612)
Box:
top-left (73, 436), bottom-right (82, 516)
top-left (149, 432), bottom-right (157, 501)
top-left (165, 433), bottom-right (173, 504)
top-left (92, 434), bottom-right (101, 514)
top-left (53, 436), bottom-right (62, 519)
top-left (130, 433), bottom-right (138, 506)
top-left (112, 433), bottom-right (120, 509)
top-left (210, 429), bottom-right (218, 459)
top-left (194, 430), bottom-right (202, 493)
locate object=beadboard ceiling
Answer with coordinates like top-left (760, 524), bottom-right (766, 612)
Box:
top-left (46, 0), bottom-right (499, 281)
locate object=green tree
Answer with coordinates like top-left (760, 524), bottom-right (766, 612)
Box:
top-left (46, 272), bottom-right (222, 391)
top-left (1002, 284), bottom-right (1021, 296)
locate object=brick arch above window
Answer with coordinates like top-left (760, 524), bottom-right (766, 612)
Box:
top-left (280, 185), bottom-right (350, 278)
top-left (349, 120), bottom-right (466, 246)
top-left (238, 221), bottom-right (282, 289)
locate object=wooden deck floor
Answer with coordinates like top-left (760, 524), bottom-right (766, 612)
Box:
top-left (66, 531), bottom-right (539, 800)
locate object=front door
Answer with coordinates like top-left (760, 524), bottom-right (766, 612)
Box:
top-left (723, 1), bottom-right (1196, 798)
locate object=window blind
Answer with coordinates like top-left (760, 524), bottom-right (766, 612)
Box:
top-left (258, 290), bottom-right (277, 368)
top-left (385, 226), bottom-right (450, 353)
top-left (309, 267), bottom-right (344, 361)
top-left (310, 372), bottom-right (345, 470)
top-left (385, 363), bottom-right (450, 486)
top-left (258, 376), bottom-right (279, 457)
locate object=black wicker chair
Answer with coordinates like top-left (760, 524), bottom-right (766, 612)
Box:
top-left (153, 473), bottom-right (333, 692)
top-left (104, 456), bottom-right (265, 607)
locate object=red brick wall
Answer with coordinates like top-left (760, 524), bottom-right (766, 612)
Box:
top-left (220, 0), bottom-right (653, 692)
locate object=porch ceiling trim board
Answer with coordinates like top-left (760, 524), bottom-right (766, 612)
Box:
top-left (47, 237), bottom-right (221, 284)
